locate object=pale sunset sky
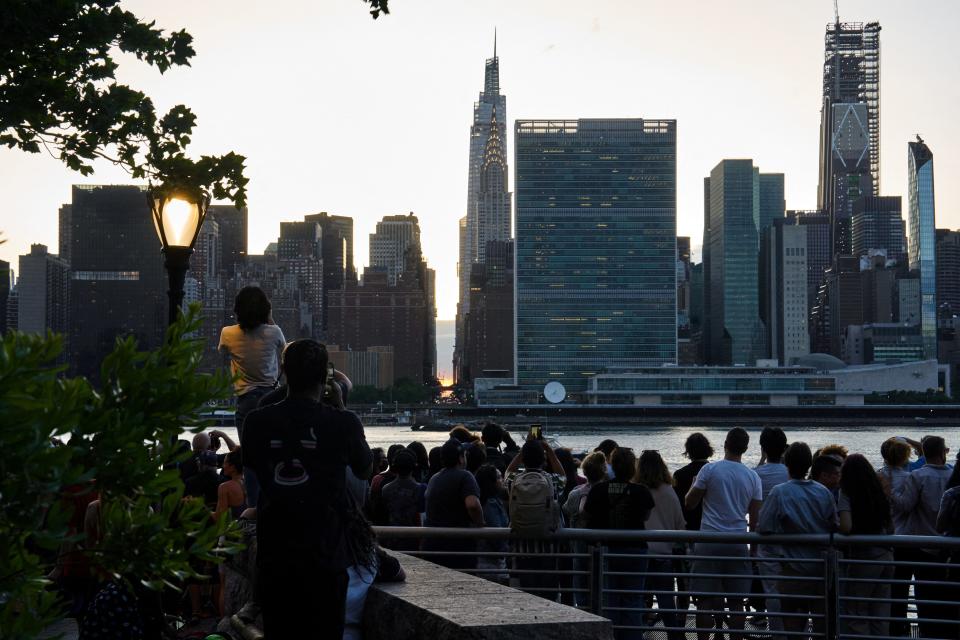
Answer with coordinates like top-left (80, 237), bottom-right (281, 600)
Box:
top-left (1, 0), bottom-right (958, 324)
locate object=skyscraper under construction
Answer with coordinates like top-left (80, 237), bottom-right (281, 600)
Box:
top-left (817, 18), bottom-right (880, 258)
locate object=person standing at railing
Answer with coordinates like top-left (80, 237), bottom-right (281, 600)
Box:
top-left (684, 427), bottom-right (763, 640)
top-left (877, 437), bottom-right (914, 636)
top-left (563, 451), bottom-right (608, 607)
top-left (936, 452), bottom-right (960, 538)
top-left (506, 438), bottom-right (566, 600)
top-left (935, 452), bottom-right (960, 640)
top-left (636, 450), bottom-right (687, 640)
top-left (674, 433), bottom-right (715, 614)
top-left (564, 451), bottom-right (608, 529)
top-left (583, 447), bottom-right (655, 640)
top-left (890, 435), bottom-right (953, 640)
top-left (241, 339), bottom-right (373, 640)
top-left (837, 454), bottom-right (894, 639)
top-left (757, 442), bottom-right (837, 640)
top-left (368, 444), bottom-right (406, 524)
top-left (379, 450), bottom-right (425, 552)
top-left (751, 428), bottom-right (790, 635)
top-left (423, 438), bottom-right (484, 570)
top-left (475, 464), bottom-right (510, 584)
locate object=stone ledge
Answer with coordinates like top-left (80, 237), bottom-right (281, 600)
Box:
top-left (363, 552), bottom-right (613, 640)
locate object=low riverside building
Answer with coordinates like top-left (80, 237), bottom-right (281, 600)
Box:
top-left (475, 356), bottom-right (947, 407)
top-left (587, 358), bottom-right (943, 407)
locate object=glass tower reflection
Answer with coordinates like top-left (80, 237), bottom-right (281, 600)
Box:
top-left (907, 137), bottom-right (937, 360)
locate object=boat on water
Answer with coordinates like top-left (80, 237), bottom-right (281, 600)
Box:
top-left (360, 411), bottom-right (413, 426)
top-left (410, 414), bottom-right (483, 432)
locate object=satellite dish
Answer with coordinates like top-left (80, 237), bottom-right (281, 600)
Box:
top-left (543, 381), bottom-right (566, 404)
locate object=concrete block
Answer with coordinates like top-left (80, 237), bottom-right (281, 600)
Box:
top-left (363, 552), bottom-right (613, 640)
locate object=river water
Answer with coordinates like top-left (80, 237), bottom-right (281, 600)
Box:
top-left (213, 423), bottom-right (960, 471)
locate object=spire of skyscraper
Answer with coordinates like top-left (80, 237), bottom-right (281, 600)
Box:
top-left (484, 34), bottom-right (499, 96)
top-left (456, 41), bottom-right (510, 383)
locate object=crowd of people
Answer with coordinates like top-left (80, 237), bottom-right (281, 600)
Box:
top-left (61, 286), bottom-right (960, 640)
top-left (355, 424), bottom-right (958, 640)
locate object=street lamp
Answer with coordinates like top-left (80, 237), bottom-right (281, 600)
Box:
top-left (149, 186), bottom-right (210, 326)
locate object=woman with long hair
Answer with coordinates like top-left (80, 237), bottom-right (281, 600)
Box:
top-left (636, 450), bottom-right (686, 640)
top-left (407, 441), bottom-right (430, 483)
top-left (475, 464), bottom-right (509, 583)
top-left (554, 447), bottom-right (583, 509)
top-left (218, 286), bottom-right (286, 437)
top-left (837, 454), bottom-right (893, 638)
top-left (218, 286), bottom-right (285, 507)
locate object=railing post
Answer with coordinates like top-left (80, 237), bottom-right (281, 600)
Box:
top-left (589, 543), bottom-right (604, 616)
top-left (824, 536), bottom-right (839, 640)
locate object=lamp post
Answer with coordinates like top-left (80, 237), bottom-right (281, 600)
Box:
top-left (149, 186), bottom-right (210, 326)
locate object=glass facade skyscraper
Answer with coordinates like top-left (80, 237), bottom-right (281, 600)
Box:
top-left (705, 160), bottom-right (778, 366)
top-left (851, 196), bottom-right (905, 266)
top-left (907, 137), bottom-right (937, 360)
top-left (757, 172), bottom-right (786, 235)
top-left (514, 119), bottom-right (676, 393)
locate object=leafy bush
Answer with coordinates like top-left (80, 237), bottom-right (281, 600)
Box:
top-left (0, 306), bottom-right (236, 638)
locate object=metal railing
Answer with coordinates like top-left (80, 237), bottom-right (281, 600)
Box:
top-left (372, 527), bottom-right (960, 640)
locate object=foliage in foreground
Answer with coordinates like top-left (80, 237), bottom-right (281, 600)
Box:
top-left (0, 1), bottom-right (392, 201)
top-left (0, 306), bottom-right (235, 638)
top-left (0, 1), bottom-right (245, 205)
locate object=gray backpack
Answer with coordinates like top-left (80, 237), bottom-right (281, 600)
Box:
top-left (509, 471), bottom-right (561, 537)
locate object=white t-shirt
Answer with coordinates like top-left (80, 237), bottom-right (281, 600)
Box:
top-left (693, 459), bottom-right (763, 533)
top-left (217, 324), bottom-right (286, 395)
top-left (754, 462), bottom-right (790, 500)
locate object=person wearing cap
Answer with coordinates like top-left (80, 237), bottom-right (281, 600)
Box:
top-left (423, 439), bottom-right (484, 569)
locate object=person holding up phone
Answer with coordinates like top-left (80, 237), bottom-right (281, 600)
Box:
top-left (504, 428), bottom-right (567, 599)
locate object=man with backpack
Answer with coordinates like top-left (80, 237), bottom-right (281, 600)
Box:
top-left (241, 340), bottom-right (373, 639)
top-left (505, 439), bottom-right (566, 533)
top-left (504, 438), bottom-right (566, 599)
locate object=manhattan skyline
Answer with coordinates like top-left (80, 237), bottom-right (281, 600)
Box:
top-left (1, 0), bottom-right (959, 323)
